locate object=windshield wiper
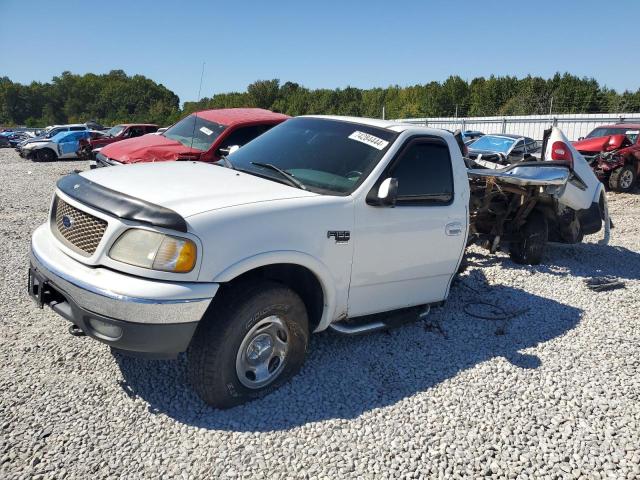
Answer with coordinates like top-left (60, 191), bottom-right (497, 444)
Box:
top-left (250, 162), bottom-right (306, 190)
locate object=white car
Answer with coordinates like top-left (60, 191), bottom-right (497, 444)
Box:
top-left (28, 117), bottom-right (607, 407)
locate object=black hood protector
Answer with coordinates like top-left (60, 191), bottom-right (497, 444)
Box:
top-left (57, 174), bottom-right (188, 232)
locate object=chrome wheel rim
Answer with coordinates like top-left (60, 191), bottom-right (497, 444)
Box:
top-left (620, 170), bottom-right (633, 189)
top-left (235, 316), bottom-right (289, 389)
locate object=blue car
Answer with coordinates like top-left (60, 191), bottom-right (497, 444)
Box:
top-left (20, 130), bottom-right (103, 162)
top-left (1, 130), bottom-right (33, 148)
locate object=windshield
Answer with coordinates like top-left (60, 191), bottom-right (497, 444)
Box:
top-left (468, 135), bottom-right (515, 153)
top-left (587, 127), bottom-right (638, 144)
top-left (163, 114), bottom-right (226, 151)
top-left (228, 117), bottom-right (398, 195)
top-left (106, 125), bottom-right (125, 137)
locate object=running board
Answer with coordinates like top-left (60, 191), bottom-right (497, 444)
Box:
top-left (329, 305), bottom-right (431, 336)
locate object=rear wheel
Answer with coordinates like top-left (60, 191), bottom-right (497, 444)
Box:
top-left (609, 165), bottom-right (636, 192)
top-left (35, 148), bottom-right (57, 162)
top-left (187, 280), bottom-right (309, 408)
top-left (509, 210), bottom-right (548, 265)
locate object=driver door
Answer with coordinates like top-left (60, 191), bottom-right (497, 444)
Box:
top-left (348, 137), bottom-right (468, 317)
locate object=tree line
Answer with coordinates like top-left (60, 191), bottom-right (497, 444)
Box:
top-left (0, 70), bottom-right (180, 127)
top-left (2, 71), bottom-right (639, 128)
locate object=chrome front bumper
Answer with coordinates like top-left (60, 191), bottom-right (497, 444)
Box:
top-left (31, 224), bottom-right (217, 325)
top-left (29, 224), bottom-right (218, 357)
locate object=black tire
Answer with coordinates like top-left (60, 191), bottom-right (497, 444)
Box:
top-left (608, 165), bottom-right (636, 192)
top-left (187, 280), bottom-right (309, 408)
top-left (509, 210), bottom-right (548, 265)
top-left (35, 148), bottom-right (57, 162)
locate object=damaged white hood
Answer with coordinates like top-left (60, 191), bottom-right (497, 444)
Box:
top-left (80, 161), bottom-right (318, 218)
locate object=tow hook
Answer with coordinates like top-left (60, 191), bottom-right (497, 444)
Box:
top-left (68, 324), bottom-right (86, 337)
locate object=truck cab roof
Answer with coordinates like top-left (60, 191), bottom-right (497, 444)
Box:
top-left (302, 115), bottom-right (455, 136)
top-left (196, 108), bottom-right (289, 127)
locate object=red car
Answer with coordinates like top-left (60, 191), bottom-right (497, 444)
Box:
top-left (95, 108), bottom-right (289, 167)
top-left (77, 124), bottom-right (158, 160)
top-left (573, 123), bottom-right (640, 192)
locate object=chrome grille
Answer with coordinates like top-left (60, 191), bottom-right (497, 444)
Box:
top-left (53, 197), bottom-right (107, 256)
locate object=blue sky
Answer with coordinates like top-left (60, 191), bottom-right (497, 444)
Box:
top-left (1, 0), bottom-right (638, 104)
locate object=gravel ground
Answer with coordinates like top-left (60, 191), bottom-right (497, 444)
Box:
top-left (1, 148), bottom-right (639, 479)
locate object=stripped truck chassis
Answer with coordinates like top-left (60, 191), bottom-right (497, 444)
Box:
top-left (466, 161), bottom-right (597, 261)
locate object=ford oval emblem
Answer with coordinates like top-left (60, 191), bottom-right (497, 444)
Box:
top-left (62, 215), bottom-right (74, 229)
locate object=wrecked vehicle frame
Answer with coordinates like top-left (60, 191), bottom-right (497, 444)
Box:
top-left (464, 128), bottom-right (610, 264)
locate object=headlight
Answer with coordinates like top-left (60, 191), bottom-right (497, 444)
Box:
top-left (109, 229), bottom-right (197, 273)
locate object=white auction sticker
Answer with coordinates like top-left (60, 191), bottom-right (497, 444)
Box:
top-left (200, 126), bottom-right (214, 136)
top-left (625, 130), bottom-right (639, 135)
top-left (348, 131), bottom-right (389, 150)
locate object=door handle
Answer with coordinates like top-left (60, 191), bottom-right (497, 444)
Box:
top-left (445, 222), bottom-right (463, 236)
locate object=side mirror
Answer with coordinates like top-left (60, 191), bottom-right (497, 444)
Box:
top-left (218, 145), bottom-right (240, 157)
top-left (367, 177), bottom-right (398, 207)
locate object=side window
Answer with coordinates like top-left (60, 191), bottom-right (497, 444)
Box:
top-left (219, 125), bottom-right (272, 149)
top-left (70, 126), bottom-right (85, 131)
top-left (127, 127), bottom-right (143, 138)
top-left (389, 141), bottom-right (454, 205)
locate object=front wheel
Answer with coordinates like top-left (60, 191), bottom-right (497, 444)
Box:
top-left (35, 148), bottom-right (57, 162)
top-left (609, 165), bottom-right (636, 192)
top-left (187, 280), bottom-right (309, 408)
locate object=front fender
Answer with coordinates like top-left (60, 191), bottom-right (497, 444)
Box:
top-left (212, 250), bottom-right (338, 332)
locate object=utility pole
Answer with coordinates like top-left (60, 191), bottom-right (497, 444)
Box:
top-left (549, 96), bottom-right (554, 116)
top-left (382, 105), bottom-right (385, 120)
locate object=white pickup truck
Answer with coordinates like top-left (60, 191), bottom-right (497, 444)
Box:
top-left (28, 116), bottom-right (608, 407)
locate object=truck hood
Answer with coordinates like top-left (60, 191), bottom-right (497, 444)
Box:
top-left (100, 134), bottom-right (203, 163)
top-left (572, 134), bottom-right (628, 153)
top-left (79, 161), bottom-right (317, 218)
